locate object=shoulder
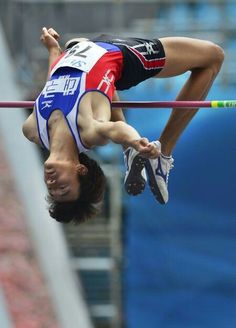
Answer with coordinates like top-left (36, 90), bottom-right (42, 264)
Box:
top-left (22, 112), bottom-right (40, 145)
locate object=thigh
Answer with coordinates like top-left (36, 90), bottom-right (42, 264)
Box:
top-left (157, 37), bottom-right (216, 78)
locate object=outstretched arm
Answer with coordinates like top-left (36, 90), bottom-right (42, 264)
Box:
top-left (99, 92), bottom-right (159, 158)
top-left (22, 28), bottom-right (62, 144)
top-left (40, 27), bottom-right (62, 80)
top-left (109, 92), bottom-right (160, 158)
top-left (95, 121), bottom-right (160, 159)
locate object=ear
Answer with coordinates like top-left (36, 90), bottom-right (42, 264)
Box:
top-left (77, 164), bottom-right (88, 176)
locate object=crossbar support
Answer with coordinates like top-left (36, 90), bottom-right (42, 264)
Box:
top-left (0, 100), bottom-right (236, 109)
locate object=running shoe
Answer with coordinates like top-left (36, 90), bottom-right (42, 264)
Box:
top-left (145, 154), bottom-right (174, 204)
top-left (123, 140), bottom-right (161, 196)
top-left (123, 147), bottom-right (147, 195)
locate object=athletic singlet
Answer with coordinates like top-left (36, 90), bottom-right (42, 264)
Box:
top-left (35, 42), bottom-right (122, 151)
top-left (35, 36), bottom-right (166, 151)
top-left (91, 35), bottom-right (166, 90)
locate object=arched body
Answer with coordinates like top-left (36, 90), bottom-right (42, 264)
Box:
top-left (22, 28), bottom-right (224, 223)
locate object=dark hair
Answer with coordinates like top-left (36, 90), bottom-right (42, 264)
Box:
top-left (64, 38), bottom-right (89, 51)
top-left (47, 153), bottom-right (106, 224)
top-left (65, 40), bottom-right (79, 50)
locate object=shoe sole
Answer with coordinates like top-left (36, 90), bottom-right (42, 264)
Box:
top-left (124, 155), bottom-right (147, 196)
top-left (145, 160), bottom-right (165, 204)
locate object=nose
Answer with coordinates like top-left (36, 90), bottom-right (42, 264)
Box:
top-left (44, 168), bottom-right (57, 184)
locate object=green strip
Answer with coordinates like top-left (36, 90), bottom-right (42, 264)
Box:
top-left (211, 100), bottom-right (236, 108)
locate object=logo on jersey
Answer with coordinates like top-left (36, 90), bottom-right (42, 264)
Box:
top-left (129, 42), bottom-right (165, 70)
top-left (97, 69), bottom-right (114, 94)
top-left (114, 40), bottom-right (165, 70)
top-left (42, 75), bottom-right (81, 100)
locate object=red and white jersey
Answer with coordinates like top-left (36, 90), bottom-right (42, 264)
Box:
top-left (51, 41), bottom-right (107, 75)
top-left (35, 42), bottom-right (123, 151)
top-left (51, 41), bottom-right (123, 101)
top-left (35, 37), bottom-right (166, 151)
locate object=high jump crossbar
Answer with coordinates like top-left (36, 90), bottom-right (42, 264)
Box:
top-left (0, 100), bottom-right (236, 109)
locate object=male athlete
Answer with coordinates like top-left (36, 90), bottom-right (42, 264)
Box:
top-left (23, 28), bottom-right (224, 223)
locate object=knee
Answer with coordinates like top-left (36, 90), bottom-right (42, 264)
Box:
top-left (212, 42), bottom-right (225, 68)
top-left (206, 41), bottom-right (225, 73)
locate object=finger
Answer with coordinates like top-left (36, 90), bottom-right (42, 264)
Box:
top-left (48, 27), bottom-right (60, 39)
top-left (139, 137), bottom-right (149, 146)
top-left (150, 148), bottom-right (161, 159)
top-left (147, 143), bottom-right (154, 149)
top-left (42, 27), bottom-right (49, 36)
top-left (48, 27), bottom-right (58, 33)
top-left (41, 28), bottom-right (49, 43)
top-left (138, 146), bottom-right (152, 155)
top-left (139, 144), bottom-right (161, 158)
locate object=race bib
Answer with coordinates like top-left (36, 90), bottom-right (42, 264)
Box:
top-left (51, 41), bottom-right (107, 75)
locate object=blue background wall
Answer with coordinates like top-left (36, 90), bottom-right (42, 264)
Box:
top-left (122, 78), bottom-right (236, 328)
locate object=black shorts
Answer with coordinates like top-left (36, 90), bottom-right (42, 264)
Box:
top-left (92, 35), bottom-right (166, 90)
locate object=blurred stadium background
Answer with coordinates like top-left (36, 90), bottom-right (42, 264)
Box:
top-left (0, 0), bottom-right (236, 327)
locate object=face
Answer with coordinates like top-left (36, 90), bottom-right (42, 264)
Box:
top-left (44, 161), bottom-right (86, 202)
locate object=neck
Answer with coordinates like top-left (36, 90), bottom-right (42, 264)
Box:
top-left (48, 114), bottom-right (79, 163)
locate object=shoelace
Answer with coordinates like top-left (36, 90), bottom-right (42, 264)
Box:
top-left (164, 157), bottom-right (174, 185)
top-left (152, 140), bottom-right (162, 153)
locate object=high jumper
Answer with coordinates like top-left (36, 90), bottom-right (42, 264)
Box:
top-left (20, 27), bottom-right (224, 223)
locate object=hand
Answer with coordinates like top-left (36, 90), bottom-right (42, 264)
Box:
top-left (40, 27), bottom-right (61, 52)
top-left (132, 138), bottom-right (161, 159)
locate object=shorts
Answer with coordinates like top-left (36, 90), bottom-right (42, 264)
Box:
top-left (92, 35), bottom-right (166, 90)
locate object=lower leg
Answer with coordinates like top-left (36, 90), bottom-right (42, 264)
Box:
top-left (157, 37), bottom-right (224, 156)
top-left (159, 68), bottom-right (216, 156)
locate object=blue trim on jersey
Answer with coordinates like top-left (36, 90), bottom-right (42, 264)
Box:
top-left (95, 42), bottom-right (120, 52)
top-left (35, 99), bottom-right (48, 149)
top-left (73, 89), bottom-right (112, 150)
top-left (36, 66), bottom-right (113, 152)
top-left (36, 68), bottom-right (85, 150)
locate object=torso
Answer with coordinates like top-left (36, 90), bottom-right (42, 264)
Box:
top-left (24, 36), bottom-right (166, 150)
top-left (23, 91), bottom-right (111, 150)
top-left (33, 41), bottom-right (123, 151)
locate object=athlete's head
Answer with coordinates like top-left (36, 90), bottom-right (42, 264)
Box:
top-left (64, 37), bottom-right (89, 50)
top-left (44, 153), bottom-right (106, 223)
